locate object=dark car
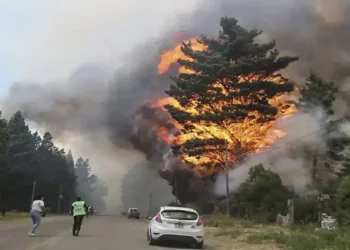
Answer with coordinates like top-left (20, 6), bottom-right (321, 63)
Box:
top-left (127, 208), bottom-right (140, 219)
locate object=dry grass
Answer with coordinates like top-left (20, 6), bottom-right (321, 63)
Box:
top-left (204, 215), bottom-right (284, 250)
top-left (204, 215), bottom-right (350, 250)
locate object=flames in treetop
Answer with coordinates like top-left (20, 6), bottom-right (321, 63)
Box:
top-left (146, 38), bottom-right (298, 177)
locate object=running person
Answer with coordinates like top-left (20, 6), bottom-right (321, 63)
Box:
top-left (28, 196), bottom-right (45, 237)
top-left (71, 197), bottom-right (88, 236)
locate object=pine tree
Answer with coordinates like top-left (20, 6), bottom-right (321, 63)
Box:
top-left (0, 112), bottom-right (9, 202)
top-left (75, 157), bottom-right (96, 199)
top-left (7, 111), bottom-right (37, 174)
top-left (299, 71), bottom-right (338, 116)
top-left (299, 72), bottom-right (340, 189)
top-left (166, 17), bottom-right (298, 172)
top-left (0, 110), bottom-right (100, 211)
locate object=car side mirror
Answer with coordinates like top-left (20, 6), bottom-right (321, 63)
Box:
top-left (148, 216), bottom-right (152, 220)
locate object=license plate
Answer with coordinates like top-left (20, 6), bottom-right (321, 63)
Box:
top-left (175, 223), bottom-right (184, 228)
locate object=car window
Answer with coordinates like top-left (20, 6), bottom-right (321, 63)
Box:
top-left (161, 210), bottom-right (198, 220)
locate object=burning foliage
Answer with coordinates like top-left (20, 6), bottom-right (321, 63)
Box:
top-left (138, 18), bottom-right (299, 184)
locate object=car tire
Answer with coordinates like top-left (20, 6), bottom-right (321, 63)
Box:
top-left (147, 229), bottom-right (156, 245)
top-left (195, 241), bottom-right (204, 249)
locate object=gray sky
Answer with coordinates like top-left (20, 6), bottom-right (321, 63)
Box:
top-left (0, 0), bottom-right (201, 92)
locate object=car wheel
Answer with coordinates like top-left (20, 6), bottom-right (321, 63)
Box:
top-left (195, 241), bottom-right (204, 249)
top-left (147, 229), bottom-right (156, 245)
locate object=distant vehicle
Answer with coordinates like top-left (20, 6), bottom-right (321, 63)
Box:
top-left (127, 208), bottom-right (140, 219)
top-left (147, 206), bottom-right (204, 249)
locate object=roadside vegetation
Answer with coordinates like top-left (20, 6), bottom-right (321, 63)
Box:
top-left (204, 214), bottom-right (350, 250)
top-left (0, 212), bottom-right (28, 222)
top-left (164, 15), bottom-right (350, 250)
top-left (0, 111), bottom-right (107, 214)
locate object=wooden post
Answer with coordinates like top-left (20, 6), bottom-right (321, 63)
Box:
top-left (224, 140), bottom-right (230, 217)
top-left (30, 181), bottom-right (36, 211)
top-left (288, 198), bottom-right (294, 226)
top-left (148, 192), bottom-right (152, 217)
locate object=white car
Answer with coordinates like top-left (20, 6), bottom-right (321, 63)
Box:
top-left (147, 206), bottom-right (204, 249)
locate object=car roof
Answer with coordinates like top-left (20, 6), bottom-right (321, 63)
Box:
top-left (160, 206), bottom-right (198, 213)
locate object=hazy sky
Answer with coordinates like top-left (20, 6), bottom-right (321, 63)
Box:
top-left (0, 0), bottom-right (201, 93)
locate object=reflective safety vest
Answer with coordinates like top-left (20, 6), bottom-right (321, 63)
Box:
top-left (72, 201), bottom-right (86, 216)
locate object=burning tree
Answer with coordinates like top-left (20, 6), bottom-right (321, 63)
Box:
top-left (164, 17), bottom-right (298, 177)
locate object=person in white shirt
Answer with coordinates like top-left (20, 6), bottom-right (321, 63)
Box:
top-left (28, 195), bottom-right (45, 236)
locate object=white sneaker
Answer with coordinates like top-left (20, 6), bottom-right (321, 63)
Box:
top-left (28, 233), bottom-right (37, 237)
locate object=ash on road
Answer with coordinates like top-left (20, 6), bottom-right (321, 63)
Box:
top-left (0, 215), bottom-right (207, 250)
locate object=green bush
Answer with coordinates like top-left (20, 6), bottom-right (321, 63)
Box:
top-left (336, 176), bottom-right (350, 226)
top-left (225, 164), bottom-right (291, 223)
top-left (294, 196), bottom-right (318, 224)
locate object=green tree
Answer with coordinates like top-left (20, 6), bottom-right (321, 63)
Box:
top-left (66, 150), bottom-right (75, 175)
top-left (298, 72), bottom-right (340, 189)
top-left (6, 111), bottom-right (37, 209)
top-left (294, 196), bottom-right (318, 224)
top-left (165, 17), bottom-right (298, 173)
top-left (75, 157), bottom-right (96, 199)
top-left (229, 164), bottom-right (291, 222)
top-left (327, 118), bottom-right (350, 178)
top-left (7, 111), bottom-right (37, 175)
top-left (299, 72), bottom-right (338, 116)
top-left (0, 112), bottom-right (9, 203)
top-left (0, 109), bottom-right (107, 212)
top-left (336, 176), bottom-right (350, 226)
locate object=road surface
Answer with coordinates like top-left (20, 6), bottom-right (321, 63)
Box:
top-left (0, 215), bottom-right (208, 250)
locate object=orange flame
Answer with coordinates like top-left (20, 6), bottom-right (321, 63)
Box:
top-left (152, 38), bottom-right (297, 177)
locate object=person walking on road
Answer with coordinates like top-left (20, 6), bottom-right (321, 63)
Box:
top-left (71, 197), bottom-right (88, 236)
top-left (28, 195), bottom-right (45, 237)
top-left (2, 204), bottom-right (8, 217)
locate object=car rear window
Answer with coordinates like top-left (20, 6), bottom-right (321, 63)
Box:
top-left (161, 210), bottom-right (198, 220)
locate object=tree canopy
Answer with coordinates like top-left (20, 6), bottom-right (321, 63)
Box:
top-left (165, 17), bottom-right (298, 175)
top-left (216, 164), bottom-right (291, 222)
top-left (299, 71), bottom-right (338, 116)
top-left (0, 111), bottom-right (107, 212)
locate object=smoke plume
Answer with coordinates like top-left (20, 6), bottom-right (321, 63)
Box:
top-left (2, 0), bottom-right (350, 208)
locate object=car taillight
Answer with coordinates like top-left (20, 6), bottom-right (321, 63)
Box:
top-left (155, 213), bottom-right (162, 223)
top-left (196, 218), bottom-right (203, 226)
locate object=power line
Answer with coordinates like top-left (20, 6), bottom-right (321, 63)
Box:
top-left (253, 126), bottom-right (334, 158)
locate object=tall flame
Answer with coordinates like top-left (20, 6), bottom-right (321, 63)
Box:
top-left (151, 38), bottom-right (298, 177)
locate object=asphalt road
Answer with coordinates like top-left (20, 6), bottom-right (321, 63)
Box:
top-left (0, 215), bottom-right (207, 250)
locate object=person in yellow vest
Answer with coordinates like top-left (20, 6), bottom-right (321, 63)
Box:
top-left (71, 197), bottom-right (88, 236)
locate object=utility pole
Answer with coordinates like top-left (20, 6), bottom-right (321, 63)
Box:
top-left (288, 198), bottom-right (294, 226)
top-left (224, 140), bottom-right (230, 217)
top-left (174, 175), bottom-right (179, 204)
top-left (30, 181), bottom-right (36, 211)
top-left (149, 192), bottom-right (152, 217)
top-left (57, 184), bottom-right (62, 213)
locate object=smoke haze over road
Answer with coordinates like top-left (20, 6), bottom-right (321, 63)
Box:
top-left (1, 0), bottom-right (350, 210)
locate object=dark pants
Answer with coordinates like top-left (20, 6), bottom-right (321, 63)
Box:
top-left (73, 215), bottom-right (84, 234)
